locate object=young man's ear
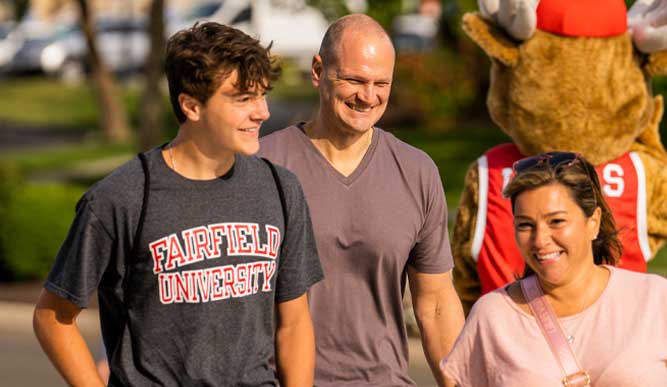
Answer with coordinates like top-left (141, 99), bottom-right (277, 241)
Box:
top-left (178, 93), bottom-right (202, 122)
top-left (311, 54), bottom-right (323, 88)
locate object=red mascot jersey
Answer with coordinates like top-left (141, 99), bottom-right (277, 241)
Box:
top-left (472, 144), bottom-right (651, 294)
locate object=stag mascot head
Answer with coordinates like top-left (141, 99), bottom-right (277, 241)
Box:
top-left (452, 0), bottom-right (667, 313)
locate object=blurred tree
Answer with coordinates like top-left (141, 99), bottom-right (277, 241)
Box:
top-left (139, 0), bottom-right (165, 151)
top-left (438, 0), bottom-right (491, 116)
top-left (306, 0), bottom-right (403, 28)
top-left (307, 0), bottom-right (350, 20)
top-left (7, 0), bottom-right (29, 20)
top-left (76, 0), bottom-right (131, 143)
top-left (365, 0), bottom-right (403, 29)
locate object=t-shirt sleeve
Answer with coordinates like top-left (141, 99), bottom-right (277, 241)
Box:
top-left (274, 169), bottom-right (323, 303)
top-left (44, 195), bottom-right (115, 308)
top-left (441, 301), bottom-right (491, 387)
top-left (407, 159), bottom-right (454, 273)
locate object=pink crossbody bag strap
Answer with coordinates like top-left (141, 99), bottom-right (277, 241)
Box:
top-left (520, 276), bottom-right (591, 387)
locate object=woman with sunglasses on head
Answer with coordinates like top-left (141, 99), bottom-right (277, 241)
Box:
top-left (441, 152), bottom-right (667, 387)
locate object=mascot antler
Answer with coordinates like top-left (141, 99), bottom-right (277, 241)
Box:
top-left (629, 0), bottom-right (667, 53)
top-left (478, 0), bottom-right (539, 40)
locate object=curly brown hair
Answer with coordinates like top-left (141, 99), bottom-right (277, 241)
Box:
top-left (165, 22), bottom-right (282, 123)
top-left (503, 154), bottom-right (623, 277)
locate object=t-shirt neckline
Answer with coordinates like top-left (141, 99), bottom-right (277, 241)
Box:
top-left (154, 143), bottom-right (239, 189)
top-left (294, 123), bottom-right (379, 186)
top-left (501, 265), bottom-right (616, 323)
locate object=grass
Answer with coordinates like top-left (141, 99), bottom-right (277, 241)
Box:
top-left (0, 76), bottom-right (165, 132)
top-left (0, 141), bottom-right (135, 174)
top-left (0, 77), bottom-right (101, 129)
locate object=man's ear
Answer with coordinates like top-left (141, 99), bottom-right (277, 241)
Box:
top-left (462, 12), bottom-right (519, 67)
top-left (644, 51), bottom-right (667, 77)
top-left (178, 93), bottom-right (202, 122)
top-left (311, 54), bottom-right (323, 88)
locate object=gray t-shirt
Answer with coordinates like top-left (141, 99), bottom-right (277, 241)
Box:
top-left (45, 147), bottom-right (323, 386)
top-left (259, 125), bottom-right (453, 387)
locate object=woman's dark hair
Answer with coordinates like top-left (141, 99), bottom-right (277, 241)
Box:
top-left (503, 155), bottom-right (622, 277)
top-left (165, 22), bottom-right (281, 123)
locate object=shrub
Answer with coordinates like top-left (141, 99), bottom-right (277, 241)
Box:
top-left (382, 48), bottom-right (477, 131)
top-left (0, 162), bottom-right (23, 280)
top-left (0, 183), bottom-right (84, 280)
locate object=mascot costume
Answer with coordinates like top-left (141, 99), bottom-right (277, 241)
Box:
top-left (452, 0), bottom-right (667, 313)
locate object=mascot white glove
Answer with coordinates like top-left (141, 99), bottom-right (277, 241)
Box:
top-left (478, 0), bottom-right (540, 40)
top-left (628, 0), bottom-right (667, 53)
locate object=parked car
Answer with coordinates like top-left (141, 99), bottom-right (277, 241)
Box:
top-left (392, 13), bottom-right (438, 53)
top-left (0, 21), bottom-right (19, 68)
top-left (167, 0), bottom-right (252, 36)
top-left (1, 18), bottom-right (58, 73)
top-left (5, 17), bottom-right (149, 80)
top-left (168, 0), bottom-right (327, 70)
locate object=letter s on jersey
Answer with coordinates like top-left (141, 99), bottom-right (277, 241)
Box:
top-left (602, 164), bottom-right (624, 197)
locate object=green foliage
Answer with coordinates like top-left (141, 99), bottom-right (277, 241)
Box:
top-left (306, 0), bottom-right (350, 20)
top-left (385, 48), bottom-right (477, 131)
top-left (0, 182), bottom-right (84, 280)
top-left (0, 78), bottom-right (99, 130)
top-left (0, 77), bottom-right (176, 140)
top-left (305, 0), bottom-right (403, 28)
top-left (654, 77), bottom-right (667, 140)
top-left (10, 0), bottom-right (30, 20)
top-left (648, 246), bottom-right (667, 276)
top-left (365, 0), bottom-right (403, 29)
top-left (0, 142), bottom-right (134, 174)
top-left (0, 162), bottom-right (23, 279)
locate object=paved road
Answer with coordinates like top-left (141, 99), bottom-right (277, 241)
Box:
top-left (1, 301), bottom-right (437, 387)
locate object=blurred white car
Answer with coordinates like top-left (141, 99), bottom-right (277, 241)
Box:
top-left (0, 21), bottom-right (20, 68)
top-left (6, 17), bottom-right (149, 80)
top-left (167, 0), bottom-right (252, 36)
top-left (392, 13), bottom-right (438, 53)
top-left (168, 0), bottom-right (327, 70)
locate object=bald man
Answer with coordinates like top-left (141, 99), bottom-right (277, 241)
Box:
top-left (259, 14), bottom-right (464, 386)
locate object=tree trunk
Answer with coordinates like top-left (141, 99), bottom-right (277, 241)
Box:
top-left (139, 0), bottom-right (165, 151)
top-left (76, 0), bottom-right (131, 143)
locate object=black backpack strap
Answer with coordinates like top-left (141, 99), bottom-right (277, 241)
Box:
top-left (131, 152), bottom-right (151, 257)
top-left (261, 157), bottom-right (288, 231)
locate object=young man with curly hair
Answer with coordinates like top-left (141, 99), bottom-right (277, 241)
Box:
top-left (33, 23), bottom-right (322, 387)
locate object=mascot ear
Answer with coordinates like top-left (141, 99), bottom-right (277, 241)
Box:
top-left (645, 51), bottom-right (667, 77)
top-left (462, 12), bottom-right (519, 67)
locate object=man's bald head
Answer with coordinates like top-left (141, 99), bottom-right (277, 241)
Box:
top-left (318, 14), bottom-right (394, 67)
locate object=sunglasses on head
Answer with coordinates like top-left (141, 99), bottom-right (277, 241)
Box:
top-left (511, 152), bottom-right (581, 174)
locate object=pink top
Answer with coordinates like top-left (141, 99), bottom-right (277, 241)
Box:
top-left (443, 267), bottom-right (667, 386)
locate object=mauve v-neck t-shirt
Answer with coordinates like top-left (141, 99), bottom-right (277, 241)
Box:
top-left (260, 125), bottom-right (453, 386)
top-left (443, 266), bottom-right (667, 387)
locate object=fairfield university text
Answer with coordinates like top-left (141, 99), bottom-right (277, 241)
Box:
top-left (148, 222), bottom-right (281, 305)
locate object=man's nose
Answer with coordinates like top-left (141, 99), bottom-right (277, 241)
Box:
top-left (252, 96), bottom-right (270, 122)
top-left (358, 84), bottom-right (378, 105)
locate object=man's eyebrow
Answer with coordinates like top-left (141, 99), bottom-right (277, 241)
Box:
top-left (335, 72), bottom-right (391, 83)
top-left (223, 90), bottom-right (263, 97)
